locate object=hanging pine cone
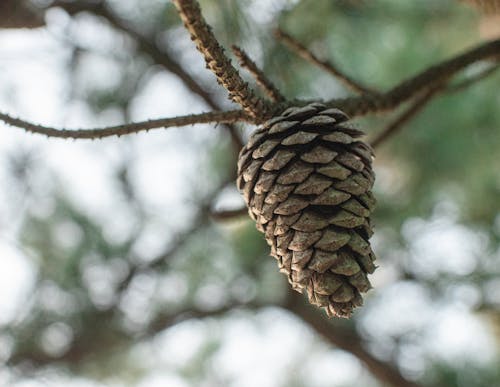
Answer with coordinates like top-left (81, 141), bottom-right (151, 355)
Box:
top-left (236, 102), bottom-right (377, 318)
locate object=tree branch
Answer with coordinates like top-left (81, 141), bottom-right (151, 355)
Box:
top-left (0, 0), bottom-right (44, 29)
top-left (0, 110), bottom-right (248, 139)
top-left (326, 38), bottom-right (500, 116)
top-left (231, 45), bottom-right (285, 103)
top-left (172, 0), bottom-right (270, 118)
top-left (370, 85), bottom-right (443, 149)
top-left (285, 292), bottom-right (425, 387)
top-left (275, 29), bottom-right (377, 95)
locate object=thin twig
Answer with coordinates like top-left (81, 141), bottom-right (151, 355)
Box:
top-left (172, 0), bottom-right (270, 118)
top-left (231, 45), bottom-right (285, 103)
top-left (0, 110), bottom-right (248, 139)
top-left (370, 85), bottom-right (443, 149)
top-left (325, 38), bottom-right (500, 116)
top-left (49, 0), bottom-right (245, 150)
top-left (275, 29), bottom-right (377, 95)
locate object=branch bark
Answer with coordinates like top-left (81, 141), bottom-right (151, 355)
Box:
top-left (0, 0), bottom-right (44, 29)
top-left (172, 0), bottom-right (270, 118)
top-left (0, 110), bottom-right (248, 139)
top-left (232, 45), bottom-right (285, 103)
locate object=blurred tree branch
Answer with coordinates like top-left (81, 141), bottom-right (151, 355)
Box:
top-left (370, 85), bottom-right (444, 149)
top-left (6, 302), bottom-right (257, 367)
top-left (0, 0), bottom-right (44, 29)
top-left (462, 0), bottom-right (500, 14)
top-left (284, 291), bottom-right (426, 387)
top-left (7, 287), bottom-right (429, 387)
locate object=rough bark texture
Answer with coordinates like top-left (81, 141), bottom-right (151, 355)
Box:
top-left (237, 102), bottom-right (376, 318)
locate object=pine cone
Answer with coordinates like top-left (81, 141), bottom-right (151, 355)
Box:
top-left (237, 102), bottom-right (376, 318)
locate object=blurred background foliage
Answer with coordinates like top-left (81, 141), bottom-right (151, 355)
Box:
top-left (0, 0), bottom-right (499, 386)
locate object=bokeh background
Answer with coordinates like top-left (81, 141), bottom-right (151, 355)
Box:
top-left (1, 1), bottom-right (500, 386)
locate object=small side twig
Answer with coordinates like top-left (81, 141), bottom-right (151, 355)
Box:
top-left (231, 45), bottom-right (285, 103)
top-left (275, 29), bottom-right (377, 95)
top-left (172, 0), bottom-right (270, 119)
top-left (0, 110), bottom-right (249, 139)
top-left (370, 85), bottom-right (443, 149)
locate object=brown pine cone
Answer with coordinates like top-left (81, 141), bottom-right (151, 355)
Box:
top-left (236, 102), bottom-right (376, 318)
